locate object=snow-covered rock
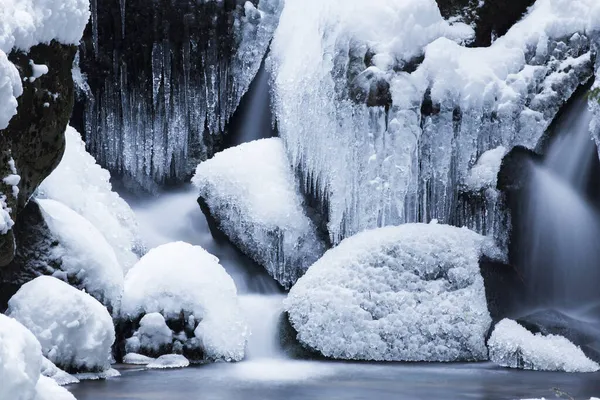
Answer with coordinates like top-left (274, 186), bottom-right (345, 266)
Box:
top-left (193, 138), bottom-right (328, 288)
top-left (489, 319), bottom-right (600, 373)
top-left (120, 242), bottom-right (248, 362)
top-left (123, 353), bottom-right (155, 365)
top-left (7, 276), bottom-right (115, 373)
top-left (464, 147), bottom-right (508, 192)
top-left (38, 126), bottom-right (142, 272)
top-left (147, 354), bottom-right (190, 369)
top-left (41, 357), bottom-right (79, 386)
top-left (33, 376), bottom-right (77, 400)
top-left (285, 223), bottom-right (492, 361)
top-left (37, 198), bottom-right (123, 311)
top-left (270, 0), bottom-right (600, 244)
top-left (125, 313), bottom-right (173, 356)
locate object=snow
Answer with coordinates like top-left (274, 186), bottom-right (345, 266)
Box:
top-left (193, 138), bottom-right (327, 288)
top-left (28, 60), bottom-right (48, 82)
top-left (7, 276), bottom-right (116, 373)
top-left (285, 223), bottom-right (492, 361)
top-left (0, 194), bottom-right (15, 234)
top-left (74, 368), bottom-right (120, 381)
top-left (38, 126), bottom-right (142, 272)
top-left (464, 147), bottom-right (507, 191)
top-left (120, 242), bottom-right (248, 362)
top-left (147, 354), bottom-right (190, 369)
top-left (33, 376), bottom-right (76, 400)
top-left (4, 157), bottom-right (21, 198)
top-left (0, 0), bottom-right (90, 130)
top-left (123, 353), bottom-right (155, 365)
top-left (488, 319), bottom-right (600, 373)
top-left (0, 314), bottom-right (41, 400)
top-left (126, 313), bottom-right (173, 355)
top-left (37, 198), bottom-right (123, 311)
top-left (41, 357), bottom-right (79, 386)
top-left (270, 0), bottom-right (600, 244)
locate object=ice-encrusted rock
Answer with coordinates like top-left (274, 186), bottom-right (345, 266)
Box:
top-left (147, 354), bottom-right (190, 370)
top-left (7, 276), bottom-right (115, 373)
top-left (77, 0), bottom-right (283, 190)
top-left (120, 242), bottom-right (248, 362)
top-left (270, 0), bottom-right (600, 246)
top-left (125, 313), bottom-right (173, 356)
top-left (38, 126), bottom-right (142, 271)
top-left (285, 223), bottom-right (492, 361)
top-left (489, 319), bottom-right (600, 373)
top-left (193, 138), bottom-right (328, 288)
top-left (33, 376), bottom-right (77, 400)
top-left (37, 199), bottom-right (123, 311)
top-left (123, 353), bottom-right (155, 365)
top-left (41, 357), bottom-right (79, 386)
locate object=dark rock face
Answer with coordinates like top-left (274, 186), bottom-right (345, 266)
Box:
top-left (277, 311), bottom-right (323, 360)
top-left (436, 0), bottom-right (537, 47)
top-left (517, 309), bottom-right (600, 363)
top-left (0, 41), bottom-right (77, 267)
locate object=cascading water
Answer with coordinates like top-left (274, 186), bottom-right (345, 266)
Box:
top-left (523, 96), bottom-right (600, 311)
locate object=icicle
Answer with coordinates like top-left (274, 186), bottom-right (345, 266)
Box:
top-left (120, 0), bottom-right (126, 39)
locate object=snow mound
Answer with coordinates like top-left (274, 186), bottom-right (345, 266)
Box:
top-left (38, 126), bottom-right (142, 272)
top-left (33, 376), bottom-right (76, 400)
top-left (37, 198), bottom-right (123, 311)
top-left (285, 223), bottom-right (492, 361)
top-left (147, 354), bottom-right (190, 369)
top-left (41, 357), bottom-right (79, 386)
top-left (75, 368), bottom-right (120, 381)
top-left (7, 276), bottom-right (116, 373)
top-left (125, 313), bottom-right (173, 356)
top-left (464, 146), bottom-right (508, 192)
top-left (193, 138), bottom-right (327, 288)
top-left (123, 353), bottom-right (155, 365)
top-left (0, 314), bottom-right (42, 400)
top-left (120, 242), bottom-right (248, 362)
top-left (489, 319), bottom-right (600, 373)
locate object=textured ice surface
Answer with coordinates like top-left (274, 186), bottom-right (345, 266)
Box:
top-left (489, 319), bottom-right (600, 373)
top-left (123, 353), bottom-right (155, 365)
top-left (285, 223), bottom-right (492, 361)
top-left (7, 276), bottom-right (115, 373)
top-left (38, 126), bottom-right (142, 272)
top-left (37, 198), bottom-right (123, 311)
top-left (193, 138), bottom-right (327, 288)
top-left (83, 0), bottom-right (282, 190)
top-left (147, 354), bottom-right (190, 370)
top-left (121, 242), bottom-right (248, 362)
top-left (41, 357), bottom-right (79, 386)
top-left (270, 0), bottom-right (600, 245)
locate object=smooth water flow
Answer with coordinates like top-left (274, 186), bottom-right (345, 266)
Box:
top-left (524, 98), bottom-right (600, 310)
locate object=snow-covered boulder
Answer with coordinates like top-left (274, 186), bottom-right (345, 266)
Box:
top-left (41, 357), bottom-right (79, 386)
top-left (285, 223), bottom-right (492, 361)
top-left (193, 138), bottom-right (328, 288)
top-left (147, 354), bottom-right (190, 369)
top-left (38, 126), bottom-right (142, 271)
top-left (33, 376), bottom-right (77, 400)
top-left (489, 319), bottom-right (600, 373)
top-left (120, 242), bottom-right (248, 362)
top-left (37, 198), bottom-right (123, 311)
top-left (7, 276), bottom-right (115, 373)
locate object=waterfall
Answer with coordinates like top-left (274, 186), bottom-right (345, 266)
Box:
top-left (523, 96), bottom-right (600, 310)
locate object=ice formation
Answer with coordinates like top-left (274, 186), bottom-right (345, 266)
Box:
top-left (488, 319), bottom-right (600, 373)
top-left (41, 357), bottom-right (79, 386)
top-left (123, 353), bottom-right (155, 365)
top-left (33, 376), bottom-right (77, 400)
top-left (193, 138), bottom-right (327, 288)
top-left (125, 313), bottom-right (173, 356)
top-left (0, 0), bottom-right (90, 129)
top-left (120, 242), bottom-right (248, 362)
top-left (147, 354), bottom-right (190, 369)
top-left (285, 223), bottom-right (492, 361)
top-left (38, 126), bottom-right (142, 271)
top-left (80, 0), bottom-right (283, 189)
top-left (37, 198), bottom-right (124, 311)
top-left (7, 276), bottom-right (116, 373)
top-left (270, 0), bottom-right (600, 245)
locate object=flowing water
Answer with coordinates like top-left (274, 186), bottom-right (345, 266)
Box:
top-left (523, 97), bottom-right (600, 310)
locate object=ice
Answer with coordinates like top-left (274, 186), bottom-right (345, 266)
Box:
top-left (7, 276), bottom-right (116, 373)
top-left (81, 0), bottom-right (283, 190)
top-left (147, 354), bottom-right (190, 370)
top-left (33, 376), bottom-right (76, 400)
top-left (488, 319), bottom-right (600, 373)
top-left (464, 147), bottom-right (508, 192)
top-left (38, 126), bottom-right (142, 272)
top-left (37, 198), bottom-right (124, 311)
top-left (126, 313), bottom-right (173, 356)
top-left (0, 193), bottom-right (14, 234)
top-left (0, 314), bottom-right (41, 400)
top-left (270, 0), bottom-right (600, 245)
top-left (41, 357), bottom-right (79, 386)
top-left (74, 368), bottom-right (120, 381)
top-left (123, 353), bottom-right (155, 365)
top-left (285, 223), bottom-right (492, 361)
top-left (120, 242), bottom-right (248, 362)
top-left (192, 138), bottom-right (327, 288)
top-left (0, 50), bottom-right (21, 130)
top-left (28, 60), bottom-right (48, 82)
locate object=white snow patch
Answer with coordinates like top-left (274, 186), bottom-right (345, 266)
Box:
top-left (38, 126), bottom-right (142, 272)
top-left (123, 353), bottom-right (155, 365)
top-left (75, 368), bottom-right (120, 381)
top-left (41, 357), bottom-right (79, 386)
top-left (0, 194), bottom-right (14, 234)
top-left (192, 138), bottom-right (327, 288)
top-left (147, 354), bottom-right (190, 369)
top-left (464, 146), bottom-right (507, 191)
top-left (33, 376), bottom-right (76, 400)
top-left (285, 223), bottom-right (492, 361)
top-left (7, 276), bottom-right (116, 373)
top-left (121, 242), bottom-right (248, 362)
top-left (28, 60), bottom-right (48, 82)
top-left (489, 319), bottom-right (600, 373)
top-left (127, 313), bottom-right (173, 354)
top-left (37, 198), bottom-right (123, 311)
